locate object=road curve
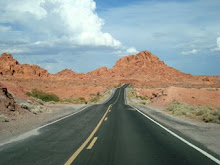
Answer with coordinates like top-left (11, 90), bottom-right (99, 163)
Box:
top-left (0, 85), bottom-right (219, 165)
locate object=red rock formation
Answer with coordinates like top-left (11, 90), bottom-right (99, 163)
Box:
top-left (87, 67), bottom-right (108, 77)
top-left (0, 51), bottom-right (219, 92)
top-left (110, 51), bottom-right (190, 79)
top-left (54, 69), bottom-right (77, 78)
top-left (0, 53), bottom-right (49, 78)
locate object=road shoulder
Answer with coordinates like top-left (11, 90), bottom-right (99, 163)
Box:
top-left (131, 104), bottom-right (220, 158)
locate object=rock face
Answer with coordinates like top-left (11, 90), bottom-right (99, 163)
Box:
top-left (0, 83), bottom-right (16, 112)
top-left (0, 53), bottom-right (49, 78)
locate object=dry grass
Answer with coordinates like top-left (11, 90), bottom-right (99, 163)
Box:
top-left (127, 88), bottom-right (150, 105)
top-left (167, 101), bottom-right (220, 123)
top-left (89, 90), bottom-right (111, 103)
top-left (62, 97), bottom-right (87, 104)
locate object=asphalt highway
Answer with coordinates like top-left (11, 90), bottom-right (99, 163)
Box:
top-left (0, 85), bottom-right (219, 165)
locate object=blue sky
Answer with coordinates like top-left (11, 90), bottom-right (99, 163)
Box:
top-left (0, 0), bottom-right (219, 75)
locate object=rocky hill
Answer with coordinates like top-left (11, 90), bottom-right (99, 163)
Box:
top-left (0, 53), bottom-right (49, 78)
top-left (0, 51), bottom-right (219, 89)
top-left (53, 69), bottom-right (78, 79)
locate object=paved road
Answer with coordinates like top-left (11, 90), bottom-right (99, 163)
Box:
top-left (0, 85), bottom-right (219, 165)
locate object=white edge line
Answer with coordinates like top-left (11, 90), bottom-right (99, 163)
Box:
top-left (129, 104), bottom-right (220, 165)
top-left (38, 106), bottom-right (89, 130)
top-left (124, 87), bottom-right (127, 105)
top-left (112, 89), bottom-right (121, 105)
top-left (102, 88), bottom-right (116, 104)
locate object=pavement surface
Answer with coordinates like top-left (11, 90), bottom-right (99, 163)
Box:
top-left (0, 85), bottom-right (219, 165)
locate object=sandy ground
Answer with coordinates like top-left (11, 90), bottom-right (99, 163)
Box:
top-left (0, 104), bottom-right (86, 145)
top-left (135, 86), bottom-right (220, 107)
top-left (126, 90), bottom-right (220, 157)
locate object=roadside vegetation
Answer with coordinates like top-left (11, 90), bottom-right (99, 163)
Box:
top-left (126, 88), bottom-right (150, 105)
top-left (167, 101), bottom-right (220, 124)
top-left (25, 88), bottom-right (112, 105)
top-left (89, 92), bottom-right (101, 103)
top-left (89, 90), bottom-right (111, 103)
top-left (26, 89), bottom-right (60, 102)
top-left (0, 114), bottom-right (9, 122)
top-left (62, 97), bottom-right (87, 104)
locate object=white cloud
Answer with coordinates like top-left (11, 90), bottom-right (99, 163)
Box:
top-left (0, 0), bottom-right (122, 49)
top-left (113, 46), bottom-right (138, 57)
top-left (126, 47), bottom-right (138, 54)
top-left (0, 25), bottom-right (12, 32)
top-left (1, 48), bottom-right (28, 54)
top-left (211, 37), bottom-right (220, 51)
top-left (181, 49), bottom-right (199, 55)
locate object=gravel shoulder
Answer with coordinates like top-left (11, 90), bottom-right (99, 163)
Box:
top-left (126, 91), bottom-right (220, 157)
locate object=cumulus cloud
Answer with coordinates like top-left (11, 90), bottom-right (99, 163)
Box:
top-left (181, 49), bottom-right (199, 55)
top-left (126, 47), bottom-right (138, 54)
top-left (211, 37), bottom-right (220, 51)
top-left (0, 0), bottom-right (124, 51)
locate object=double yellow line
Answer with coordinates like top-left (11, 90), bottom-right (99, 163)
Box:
top-left (64, 104), bottom-right (112, 165)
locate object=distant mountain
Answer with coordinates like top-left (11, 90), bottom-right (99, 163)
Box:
top-left (0, 51), bottom-right (219, 88)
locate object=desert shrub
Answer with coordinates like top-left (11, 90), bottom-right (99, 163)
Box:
top-left (26, 89), bottom-right (60, 102)
top-left (90, 96), bottom-right (100, 103)
top-left (63, 97), bottom-right (87, 104)
top-left (48, 101), bottom-right (55, 104)
top-left (127, 88), bottom-right (137, 98)
top-left (0, 114), bottom-right (9, 122)
top-left (26, 91), bottom-right (32, 96)
top-left (167, 101), bottom-right (220, 124)
top-left (138, 95), bottom-right (148, 100)
top-left (89, 92), bottom-right (102, 103)
top-left (140, 101), bottom-right (146, 105)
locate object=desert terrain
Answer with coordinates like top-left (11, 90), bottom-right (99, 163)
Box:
top-left (0, 51), bottom-right (219, 124)
top-left (0, 50), bottom-right (220, 163)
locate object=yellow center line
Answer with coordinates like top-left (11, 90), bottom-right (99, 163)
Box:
top-left (104, 117), bottom-right (108, 121)
top-left (87, 137), bottom-right (98, 150)
top-left (64, 104), bottom-right (112, 165)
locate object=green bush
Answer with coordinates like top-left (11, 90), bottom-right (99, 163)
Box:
top-left (138, 95), bottom-right (148, 100)
top-left (26, 89), bottom-right (60, 102)
top-left (166, 101), bottom-right (220, 124)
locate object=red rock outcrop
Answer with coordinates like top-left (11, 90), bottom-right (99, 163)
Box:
top-left (87, 67), bottom-right (108, 77)
top-left (109, 51), bottom-right (191, 79)
top-left (0, 50), bottom-right (219, 101)
top-left (54, 69), bottom-right (78, 79)
top-left (0, 53), bottom-right (49, 78)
